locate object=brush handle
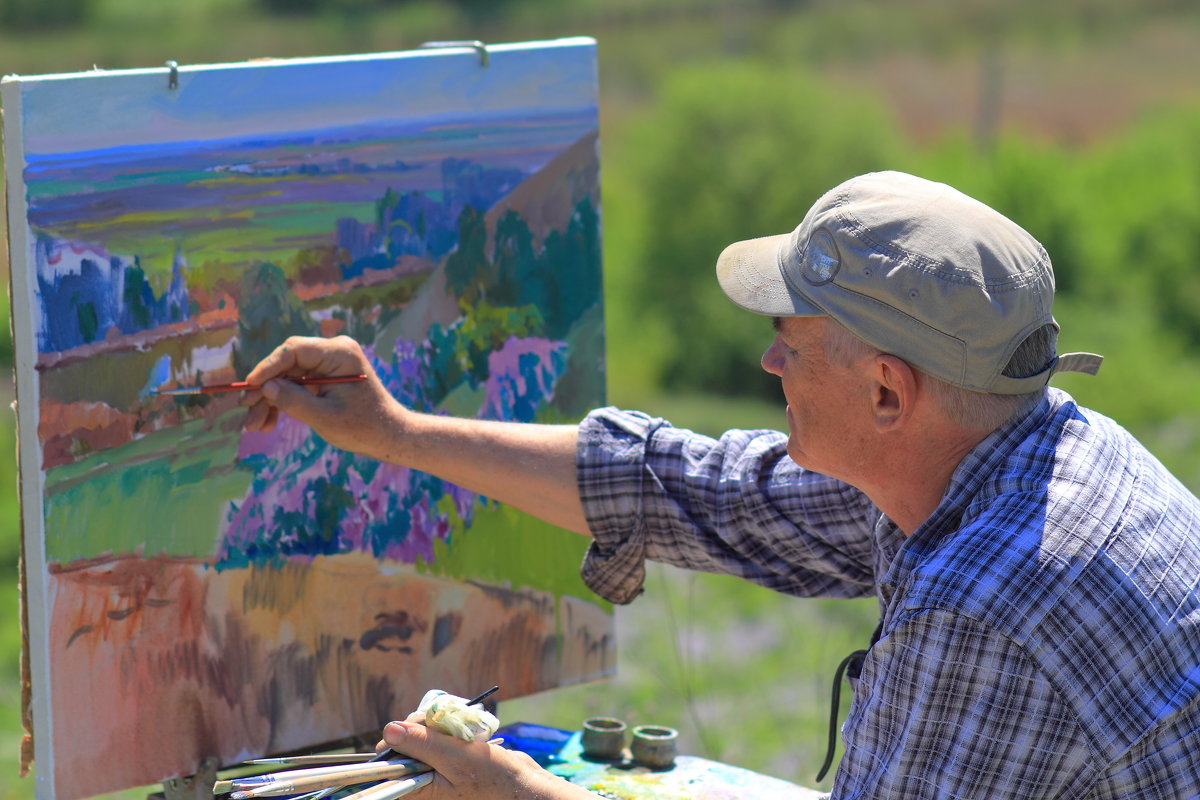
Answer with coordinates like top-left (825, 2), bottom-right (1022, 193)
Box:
top-left (161, 374), bottom-right (366, 395)
top-left (229, 762), bottom-right (427, 797)
top-left (203, 374), bottom-right (367, 394)
top-left (342, 772), bottom-right (435, 800)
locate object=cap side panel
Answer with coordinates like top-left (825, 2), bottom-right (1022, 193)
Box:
top-left (814, 285), bottom-right (971, 389)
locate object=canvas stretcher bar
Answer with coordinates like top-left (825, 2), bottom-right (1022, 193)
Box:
top-left (2, 76), bottom-right (52, 789)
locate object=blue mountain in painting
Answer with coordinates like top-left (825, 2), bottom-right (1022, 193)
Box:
top-left (336, 157), bottom-right (524, 277)
top-left (35, 238), bottom-right (190, 352)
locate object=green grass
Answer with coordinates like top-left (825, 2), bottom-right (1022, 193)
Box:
top-left (42, 413), bottom-right (252, 563)
top-left (501, 565), bottom-right (878, 790)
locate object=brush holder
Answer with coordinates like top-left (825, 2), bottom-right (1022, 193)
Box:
top-left (630, 724), bottom-right (678, 770)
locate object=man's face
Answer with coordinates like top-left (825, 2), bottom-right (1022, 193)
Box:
top-left (760, 316), bottom-right (871, 480)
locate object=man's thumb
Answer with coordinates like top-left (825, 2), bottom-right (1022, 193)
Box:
top-left (382, 721), bottom-right (444, 763)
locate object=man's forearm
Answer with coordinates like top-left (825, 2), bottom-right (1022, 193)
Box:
top-left (379, 410), bottom-right (589, 536)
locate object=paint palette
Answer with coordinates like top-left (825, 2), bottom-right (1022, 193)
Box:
top-left (499, 723), bottom-right (825, 800)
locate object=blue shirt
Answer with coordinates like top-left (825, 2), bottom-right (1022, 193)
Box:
top-left (576, 389), bottom-right (1200, 798)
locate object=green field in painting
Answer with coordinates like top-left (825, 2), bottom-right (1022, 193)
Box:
top-left (41, 405), bottom-right (598, 604)
top-left (42, 410), bottom-right (252, 563)
top-left (421, 499), bottom-right (601, 605)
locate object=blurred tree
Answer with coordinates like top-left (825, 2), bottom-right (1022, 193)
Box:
top-left (254, 0), bottom-right (514, 20)
top-left (232, 261), bottom-right (319, 376)
top-left (623, 62), bottom-right (904, 400)
top-left (919, 137), bottom-right (1087, 298)
top-left (0, 0), bottom-right (91, 29)
top-left (1082, 108), bottom-right (1200, 346)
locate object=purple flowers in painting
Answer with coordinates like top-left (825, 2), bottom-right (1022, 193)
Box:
top-left (221, 333), bottom-right (569, 567)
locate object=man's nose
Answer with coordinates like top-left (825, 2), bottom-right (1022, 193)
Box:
top-left (761, 339), bottom-right (784, 376)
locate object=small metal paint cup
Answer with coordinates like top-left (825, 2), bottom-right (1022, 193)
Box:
top-left (580, 716), bottom-right (627, 761)
top-left (630, 724), bottom-right (678, 770)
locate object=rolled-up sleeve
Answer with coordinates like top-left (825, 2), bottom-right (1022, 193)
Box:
top-left (576, 407), bottom-right (881, 604)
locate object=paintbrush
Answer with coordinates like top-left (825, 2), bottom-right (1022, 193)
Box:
top-left (244, 753), bottom-right (378, 767)
top-left (156, 374), bottom-right (367, 396)
top-left (225, 761), bottom-right (427, 798)
top-left (215, 758), bottom-right (423, 794)
top-left (340, 772), bottom-right (435, 800)
top-left (297, 685), bottom-right (500, 800)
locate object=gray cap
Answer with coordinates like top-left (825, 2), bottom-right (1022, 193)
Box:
top-left (716, 170), bottom-right (1102, 394)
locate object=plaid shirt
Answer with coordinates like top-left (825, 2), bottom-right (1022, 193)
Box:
top-left (576, 389), bottom-right (1200, 798)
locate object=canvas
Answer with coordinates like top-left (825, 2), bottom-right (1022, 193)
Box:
top-left (1, 38), bottom-right (611, 800)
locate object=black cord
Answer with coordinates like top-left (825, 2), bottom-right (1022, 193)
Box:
top-left (815, 649), bottom-right (867, 783)
top-left (816, 622), bottom-right (883, 784)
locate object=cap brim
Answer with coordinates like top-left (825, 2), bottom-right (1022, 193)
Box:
top-left (715, 233), bottom-right (824, 317)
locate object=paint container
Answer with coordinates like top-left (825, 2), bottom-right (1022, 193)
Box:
top-left (580, 717), bottom-right (627, 761)
top-left (630, 725), bottom-right (678, 770)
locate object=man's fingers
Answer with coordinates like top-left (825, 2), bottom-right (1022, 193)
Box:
top-left (243, 340), bottom-right (303, 386)
top-left (381, 721), bottom-right (471, 771)
top-left (244, 335), bottom-right (363, 386)
top-left (242, 397), bottom-right (271, 432)
top-left (259, 376), bottom-right (325, 422)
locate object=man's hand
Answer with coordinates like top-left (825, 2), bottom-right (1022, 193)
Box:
top-left (241, 335), bottom-right (407, 462)
top-left (377, 720), bottom-right (595, 800)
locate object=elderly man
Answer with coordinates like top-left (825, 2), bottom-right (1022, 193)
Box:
top-left (242, 171), bottom-right (1200, 798)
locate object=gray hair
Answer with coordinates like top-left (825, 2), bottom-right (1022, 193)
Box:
top-left (824, 321), bottom-right (1053, 431)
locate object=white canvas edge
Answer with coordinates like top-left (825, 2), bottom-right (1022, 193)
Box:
top-left (2, 79), bottom-right (55, 800)
top-left (0, 36), bottom-right (596, 84)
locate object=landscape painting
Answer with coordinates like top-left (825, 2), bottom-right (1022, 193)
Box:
top-left (1, 38), bottom-right (611, 800)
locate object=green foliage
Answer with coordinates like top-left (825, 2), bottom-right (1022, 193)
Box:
top-left (908, 109), bottom-right (1200, 448)
top-left (76, 300), bottom-right (100, 344)
top-left (231, 261), bottom-right (319, 375)
top-left (1073, 108), bottom-right (1200, 343)
top-left (454, 301), bottom-right (544, 385)
top-left (0, 0), bottom-right (91, 29)
top-left (416, 303), bottom-right (544, 407)
top-left (492, 210), bottom-right (540, 308)
top-left (619, 61), bottom-right (904, 399)
top-left (447, 200), bottom-right (602, 341)
top-left (251, 0), bottom-right (519, 27)
top-left (444, 206), bottom-right (489, 300)
top-left (121, 261), bottom-right (153, 331)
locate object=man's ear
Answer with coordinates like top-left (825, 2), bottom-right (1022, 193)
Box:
top-left (870, 355), bottom-right (918, 432)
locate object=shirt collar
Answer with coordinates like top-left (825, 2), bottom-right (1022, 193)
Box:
top-left (878, 388), bottom-right (1070, 591)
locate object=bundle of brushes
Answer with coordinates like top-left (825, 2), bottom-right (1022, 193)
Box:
top-left (213, 686), bottom-right (499, 800)
top-left (215, 755), bottom-right (434, 800)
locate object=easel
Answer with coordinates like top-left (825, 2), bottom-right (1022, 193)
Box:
top-left (151, 758), bottom-right (219, 800)
top-left (7, 36), bottom-right (609, 800)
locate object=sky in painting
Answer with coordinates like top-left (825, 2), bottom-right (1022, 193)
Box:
top-left (14, 37), bottom-right (597, 156)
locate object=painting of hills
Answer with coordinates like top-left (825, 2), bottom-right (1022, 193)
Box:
top-left (1, 38), bottom-right (611, 800)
